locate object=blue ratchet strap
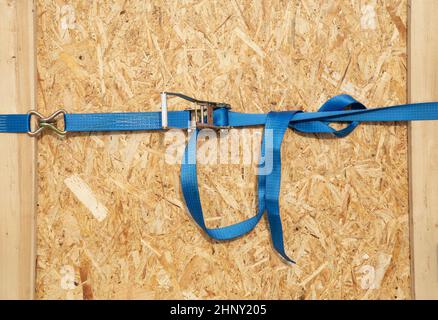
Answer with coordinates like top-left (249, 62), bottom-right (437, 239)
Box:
top-left (262, 111), bottom-right (300, 262)
top-left (180, 129), bottom-right (265, 240)
top-left (0, 114), bottom-right (31, 133)
top-left (65, 111), bottom-right (191, 132)
top-left (4, 94), bottom-right (438, 263)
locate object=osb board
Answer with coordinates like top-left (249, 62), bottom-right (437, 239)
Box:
top-left (36, 0), bottom-right (409, 299)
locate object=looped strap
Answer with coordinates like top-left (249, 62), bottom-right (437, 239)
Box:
top-left (180, 111), bottom-right (300, 263)
top-left (180, 129), bottom-right (265, 240)
top-left (3, 93), bottom-right (434, 264)
top-left (292, 94), bottom-right (366, 137)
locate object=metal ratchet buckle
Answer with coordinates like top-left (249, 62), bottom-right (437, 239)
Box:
top-left (160, 92), bottom-right (231, 130)
top-left (27, 109), bottom-right (67, 137)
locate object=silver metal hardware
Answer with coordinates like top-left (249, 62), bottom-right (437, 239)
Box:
top-left (160, 92), bottom-right (231, 130)
top-left (27, 109), bottom-right (67, 137)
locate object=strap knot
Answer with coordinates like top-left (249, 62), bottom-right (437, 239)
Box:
top-left (292, 94), bottom-right (367, 137)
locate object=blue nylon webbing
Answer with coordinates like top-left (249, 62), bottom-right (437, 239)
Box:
top-left (4, 94), bottom-right (438, 263)
top-left (181, 129), bottom-right (266, 240)
top-left (0, 114), bottom-right (29, 133)
top-left (65, 110), bottom-right (191, 131)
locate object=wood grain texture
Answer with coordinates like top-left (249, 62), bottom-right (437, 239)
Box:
top-left (36, 0), bottom-right (409, 299)
top-left (408, 0), bottom-right (438, 300)
top-left (0, 0), bottom-right (37, 299)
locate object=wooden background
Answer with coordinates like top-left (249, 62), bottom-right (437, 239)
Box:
top-left (409, 0), bottom-right (438, 299)
top-left (0, 0), bottom-right (36, 299)
top-left (35, 0), bottom-right (409, 299)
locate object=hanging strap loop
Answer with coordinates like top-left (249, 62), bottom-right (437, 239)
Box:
top-left (180, 129), bottom-right (265, 240)
top-left (5, 93), bottom-right (438, 263)
top-left (261, 111), bottom-right (300, 262)
top-left (180, 111), bottom-right (301, 263)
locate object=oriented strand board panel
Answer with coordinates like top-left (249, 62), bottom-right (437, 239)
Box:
top-left (36, 0), bottom-right (409, 299)
top-left (408, 0), bottom-right (438, 300)
top-left (0, 0), bottom-right (37, 299)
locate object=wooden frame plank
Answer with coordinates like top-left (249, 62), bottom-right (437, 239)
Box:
top-left (0, 0), bottom-right (36, 299)
top-left (409, 0), bottom-right (438, 300)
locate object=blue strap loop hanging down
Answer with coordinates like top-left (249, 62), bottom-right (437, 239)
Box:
top-left (4, 94), bottom-right (438, 263)
top-left (181, 129), bottom-right (265, 241)
top-left (180, 111), bottom-right (299, 263)
top-left (262, 111), bottom-right (300, 262)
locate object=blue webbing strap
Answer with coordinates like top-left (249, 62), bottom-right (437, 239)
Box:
top-left (263, 111), bottom-right (300, 262)
top-left (0, 114), bottom-right (30, 133)
top-left (180, 112), bottom-right (299, 263)
top-left (65, 110), bottom-right (191, 131)
top-left (4, 94), bottom-right (438, 263)
top-left (5, 95), bottom-right (438, 134)
top-left (181, 129), bottom-right (265, 240)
